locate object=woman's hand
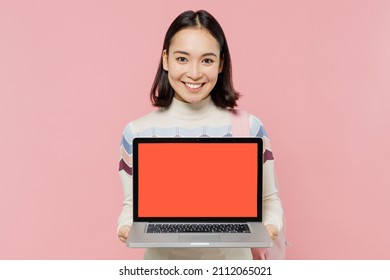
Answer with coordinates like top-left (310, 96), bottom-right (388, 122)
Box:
top-left (265, 224), bottom-right (279, 240)
top-left (118, 225), bottom-right (131, 243)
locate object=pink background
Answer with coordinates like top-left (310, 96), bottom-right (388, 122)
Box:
top-left (1, 0), bottom-right (389, 259)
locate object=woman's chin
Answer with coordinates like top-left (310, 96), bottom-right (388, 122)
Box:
top-left (175, 93), bottom-right (210, 104)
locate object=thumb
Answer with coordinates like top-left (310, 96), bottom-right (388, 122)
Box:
top-left (265, 224), bottom-right (279, 240)
top-left (118, 225), bottom-right (131, 243)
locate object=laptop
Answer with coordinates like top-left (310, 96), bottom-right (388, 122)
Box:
top-left (127, 137), bottom-right (272, 248)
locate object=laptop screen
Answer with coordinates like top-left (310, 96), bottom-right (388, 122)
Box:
top-left (133, 137), bottom-right (263, 222)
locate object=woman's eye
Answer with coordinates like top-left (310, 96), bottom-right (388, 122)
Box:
top-left (203, 58), bottom-right (214, 64)
top-left (176, 57), bottom-right (187, 62)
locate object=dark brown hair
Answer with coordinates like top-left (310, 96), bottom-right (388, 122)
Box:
top-left (150, 10), bottom-right (240, 108)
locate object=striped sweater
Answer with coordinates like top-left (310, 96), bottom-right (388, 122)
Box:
top-left (118, 96), bottom-right (283, 259)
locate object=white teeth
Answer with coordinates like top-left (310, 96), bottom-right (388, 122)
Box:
top-left (185, 83), bottom-right (203, 89)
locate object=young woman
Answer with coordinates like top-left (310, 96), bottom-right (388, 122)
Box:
top-left (117, 10), bottom-right (283, 260)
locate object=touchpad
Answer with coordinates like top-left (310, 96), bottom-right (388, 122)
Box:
top-left (179, 234), bottom-right (220, 242)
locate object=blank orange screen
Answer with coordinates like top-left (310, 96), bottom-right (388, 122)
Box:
top-left (138, 143), bottom-right (258, 217)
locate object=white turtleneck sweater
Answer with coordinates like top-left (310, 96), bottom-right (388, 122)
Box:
top-left (118, 96), bottom-right (283, 260)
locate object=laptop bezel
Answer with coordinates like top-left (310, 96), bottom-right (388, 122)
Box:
top-left (132, 137), bottom-right (263, 223)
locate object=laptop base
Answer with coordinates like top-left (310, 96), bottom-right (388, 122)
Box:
top-left (127, 222), bottom-right (272, 248)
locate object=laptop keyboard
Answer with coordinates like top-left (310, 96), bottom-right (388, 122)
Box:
top-left (147, 223), bottom-right (251, 233)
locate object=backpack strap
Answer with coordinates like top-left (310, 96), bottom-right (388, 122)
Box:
top-left (229, 108), bottom-right (287, 260)
top-left (229, 109), bottom-right (250, 136)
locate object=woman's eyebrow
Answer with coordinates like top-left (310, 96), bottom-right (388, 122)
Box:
top-left (172, 50), bottom-right (218, 57)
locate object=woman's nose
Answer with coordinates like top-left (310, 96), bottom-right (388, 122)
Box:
top-left (187, 63), bottom-right (202, 80)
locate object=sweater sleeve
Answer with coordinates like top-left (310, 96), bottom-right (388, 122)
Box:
top-left (117, 123), bottom-right (136, 233)
top-left (249, 115), bottom-right (284, 232)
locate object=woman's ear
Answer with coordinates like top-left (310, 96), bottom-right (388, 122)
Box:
top-left (162, 49), bottom-right (168, 71)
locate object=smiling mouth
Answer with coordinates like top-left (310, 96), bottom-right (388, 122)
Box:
top-left (183, 82), bottom-right (204, 89)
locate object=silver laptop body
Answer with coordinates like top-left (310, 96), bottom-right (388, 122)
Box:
top-left (127, 137), bottom-right (272, 248)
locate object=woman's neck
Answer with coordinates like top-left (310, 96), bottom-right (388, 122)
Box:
top-left (167, 95), bottom-right (218, 120)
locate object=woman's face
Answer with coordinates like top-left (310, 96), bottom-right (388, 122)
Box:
top-left (163, 28), bottom-right (223, 104)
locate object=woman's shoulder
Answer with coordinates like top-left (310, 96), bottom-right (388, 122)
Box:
top-left (230, 108), bottom-right (263, 123)
top-left (121, 109), bottom-right (167, 137)
top-left (246, 111), bottom-right (268, 138)
top-left (228, 108), bottom-right (269, 138)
